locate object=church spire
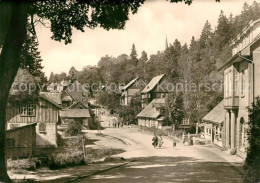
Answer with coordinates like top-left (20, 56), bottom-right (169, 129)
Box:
top-left (165, 35), bottom-right (169, 50)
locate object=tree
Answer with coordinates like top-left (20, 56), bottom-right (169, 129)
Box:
top-left (20, 26), bottom-right (44, 77)
top-left (243, 97), bottom-right (260, 183)
top-left (48, 72), bottom-right (55, 84)
top-left (76, 66), bottom-right (103, 96)
top-left (0, 1), bottom-right (221, 181)
top-left (0, 1), bottom-right (145, 181)
top-left (118, 94), bottom-right (142, 125)
top-left (68, 66), bottom-right (77, 80)
top-left (65, 121), bottom-right (83, 137)
top-left (162, 92), bottom-right (185, 129)
top-left (130, 43), bottom-right (138, 65)
top-left (199, 20), bottom-right (212, 48)
top-left (130, 43), bottom-right (138, 60)
top-left (139, 51), bottom-right (148, 62)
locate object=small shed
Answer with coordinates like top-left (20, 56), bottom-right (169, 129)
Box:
top-left (59, 109), bottom-right (92, 129)
top-left (5, 123), bottom-right (37, 158)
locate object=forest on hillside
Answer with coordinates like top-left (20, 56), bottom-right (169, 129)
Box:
top-left (48, 1), bottom-right (260, 122)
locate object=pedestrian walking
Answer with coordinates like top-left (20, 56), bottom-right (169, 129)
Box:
top-left (117, 122), bottom-right (120, 128)
top-left (152, 134), bottom-right (158, 148)
top-left (158, 136), bottom-right (164, 148)
top-left (173, 139), bottom-right (176, 149)
top-left (108, 121), bottom-right (110, 128)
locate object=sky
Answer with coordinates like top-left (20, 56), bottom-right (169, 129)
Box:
top-left (37, 0), bottom-right (257, 77)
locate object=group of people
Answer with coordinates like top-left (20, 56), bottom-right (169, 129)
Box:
top-left (152, 135), bottom-right (164, 148)
top-left (152, 134), bottom-right (177, 149)
top-left (109, 121), bottom-right (122, 128)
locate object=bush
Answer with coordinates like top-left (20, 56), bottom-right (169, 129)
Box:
top-left (65, 121), bottom-right (82, 136)
top-left (7, 158), bottom-right (40, 171)
top-left (85, 148), bottom-right (125, 161)
top-left (171, 130), bottom-right (184, 138)
top-left (141, 126), bottom-right (168, 136)
top-left (48, 151), bottom-right (85, 170)
top-left (243, 97), bottom-right (260, 183)
top-left (186, 125), bottom-right (200, 134)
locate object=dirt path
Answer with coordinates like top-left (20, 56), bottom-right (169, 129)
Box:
top-left (77, 127), bottom-right (245, 183)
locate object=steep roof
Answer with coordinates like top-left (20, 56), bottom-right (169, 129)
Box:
top-left (39, 92), bottom-right (62, 109)
top-left (7, 123), bottom-right (37, 132)
top-left (60, 109), bottom-right (91, 118)
top-left (68, 101), bottom-right (88, 109)
top-left (40, 92), bottom-right (62, 104)
top-left (60, 80), bottom-right (71, 86)
top-left (10, 68), bottom-right (37, 95)
top-left (141, 74), bottom-right (165, 94)
top-left (202, 100), bottom-right (225, 124)
top-left (122, 77), bottom-right (139, 91)
top-left (64, 80), bottom-right (88, 101)
top-left (137, 98), bottom-right (165, 119)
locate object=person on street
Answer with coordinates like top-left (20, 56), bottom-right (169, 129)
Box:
top-left (173, 138), bottom-right (177, 149)
top-left (152, 134), bottom-right (158, 148)
top-left (158, 136), bottom-right (164, 148)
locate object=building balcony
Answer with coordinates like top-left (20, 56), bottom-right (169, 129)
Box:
top-left (224, 96), bottom-right (239, 109)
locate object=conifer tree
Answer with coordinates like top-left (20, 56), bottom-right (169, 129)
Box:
top-left (20, 23), bottom-right (45, 80)
top-left (130, 43), bottom-right (138, 66)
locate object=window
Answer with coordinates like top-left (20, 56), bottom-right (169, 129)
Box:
top-left (234, 70), bottom-right (239, 96)
top-left (182, 118), bottom-right (189, 125)
top-left (228, 70), bottom-right (232, 97)
top-left (239, 118), bottom-right (245, 147)
top-left (39, 123), bottom-right (46, 133)
top-left (241, 70), bottom-right (245, 96)
top-left (219, 126), bottom-right (222, 140)
top-left (20, 104), bottom-right (36, 117)
top-left (225, 71), bottom-right (232, 98)
top-left (20, 106), bottom-right (27, 116)
top-left (215, 125), bottom-right (222, 140)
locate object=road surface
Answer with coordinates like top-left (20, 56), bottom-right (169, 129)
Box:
top-left (78, 127), bottom-right (244, 183)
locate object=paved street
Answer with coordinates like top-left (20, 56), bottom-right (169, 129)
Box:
top-left (77, 127), bottom-right (244, 183)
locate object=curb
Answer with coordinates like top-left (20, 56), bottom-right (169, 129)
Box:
top-left (65, 162), bottom-right (128, 182)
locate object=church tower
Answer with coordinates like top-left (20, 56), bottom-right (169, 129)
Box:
top-left (165, 35), bottom-right (169, 50)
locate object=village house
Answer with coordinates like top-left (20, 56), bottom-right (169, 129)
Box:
top-left (59, 109), bottom-right (93, 130)
top-left (120, 77), bottom-right (144, 106)
top-left (178, 118), bottom-right (192, 131)
top-left (202, 100), bottom-right (225, 148)
top-left (47, 80), bottom-right (71, 92)
top-left (6, 93), bottom-right (62, 148)
top-left (140, 74), bottom-right (172, 108)
top-left (218, 18), bottom-right (260, 158)
top-left (42, 81), bottom-right (95, 133)
top-left (59, 99), bottom-right (95, 131)
top-left (137, 98), bottom-right (166, 129)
